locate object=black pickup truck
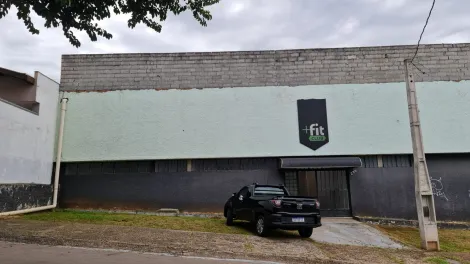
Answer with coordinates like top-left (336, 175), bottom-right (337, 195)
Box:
top-left (223, 184), bottom-right (321, 237)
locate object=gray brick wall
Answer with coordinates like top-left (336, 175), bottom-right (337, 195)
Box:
top-left (60, 43), bottom-right (470, 91)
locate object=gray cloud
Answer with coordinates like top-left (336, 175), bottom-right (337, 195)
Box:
top-left (0, 0), bottom-right (469, 82)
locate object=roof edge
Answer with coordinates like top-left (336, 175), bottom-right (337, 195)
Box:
top-left (0, 67), bottom-right (35, 85)
top-left (60, 42), bottom-right (470, 57)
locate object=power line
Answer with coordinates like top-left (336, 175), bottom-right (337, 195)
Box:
top-left (414, 60), bottom-right (430, 74)
top-left (411, 0), bottom-right (436, 62)
top-left (411, 61), bottom-right (426, 75)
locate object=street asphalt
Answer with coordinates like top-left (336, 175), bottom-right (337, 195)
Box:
top-left (0, 241), bottom-right (281, 264)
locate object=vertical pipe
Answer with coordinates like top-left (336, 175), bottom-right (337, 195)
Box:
top-left (53, 98), bottom-right (68, 206)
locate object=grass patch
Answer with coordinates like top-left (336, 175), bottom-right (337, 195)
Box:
top-left (425, 257), bottom-right (450, 264)
top-left (375, 225), bottom-right (470, 252)
top-left (387, 255), bottom-right (405, 264)
top-left (22, 210), bottom-right (252, 235)
top-left (243, 242), bottom-right (255, 252)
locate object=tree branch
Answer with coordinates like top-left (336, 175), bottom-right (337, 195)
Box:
top-left (1, 0), bottom-right (219, 47)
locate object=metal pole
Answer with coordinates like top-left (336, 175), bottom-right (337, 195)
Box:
top-left (404, 59), bottom-right (439, 251)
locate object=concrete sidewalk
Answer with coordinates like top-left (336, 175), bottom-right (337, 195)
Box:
top-left (311, 218), bottom-right (404, 249)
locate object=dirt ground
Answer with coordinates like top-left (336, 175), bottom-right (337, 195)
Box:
top-left (0, 218), bottom-right (469, 264)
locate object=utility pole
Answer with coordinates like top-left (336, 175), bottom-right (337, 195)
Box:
top-left (404, 59), bottom-right (439, 251)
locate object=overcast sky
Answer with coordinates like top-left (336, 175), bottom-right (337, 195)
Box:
top-left (0, 0), bottom-right (469, 82)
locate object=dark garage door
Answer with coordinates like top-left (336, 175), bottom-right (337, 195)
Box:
top-left (297, 170), bottom-right (351, 217)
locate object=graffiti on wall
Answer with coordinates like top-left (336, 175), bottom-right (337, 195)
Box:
top-left (431, 177), bottom-right (449, 201)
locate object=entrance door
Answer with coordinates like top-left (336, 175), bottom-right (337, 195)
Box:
top-left (297, 171), bottom-right (317, 197)
top-left (297, 170), bottom-right (351, 217)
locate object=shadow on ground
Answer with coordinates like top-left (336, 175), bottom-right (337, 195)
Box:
top-left (230, 220), bottom-right (302, 240)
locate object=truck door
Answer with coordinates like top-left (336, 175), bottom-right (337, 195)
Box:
top-left (234, 187), bottom-right (249, 220)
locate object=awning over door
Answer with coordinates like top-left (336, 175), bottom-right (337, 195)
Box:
top-left (280, 157), bottom-right (362, 169)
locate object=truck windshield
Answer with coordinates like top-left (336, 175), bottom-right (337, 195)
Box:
top-left (253, 186), bottom-right (287, 196)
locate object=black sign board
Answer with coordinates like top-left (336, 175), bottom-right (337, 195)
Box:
top-left (297, 99), bottom-right (329, 151)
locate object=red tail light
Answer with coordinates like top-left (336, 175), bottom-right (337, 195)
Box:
top-left (270, 199), bottom-right (282, 207)
top-left (315, 200), bottom-right (320, 209)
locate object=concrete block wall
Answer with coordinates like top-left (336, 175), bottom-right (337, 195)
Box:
top-left (61, 43), bottom-right (470, 91)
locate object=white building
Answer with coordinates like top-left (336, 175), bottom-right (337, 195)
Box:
top-left (0, 67), bottom-right (59, 212)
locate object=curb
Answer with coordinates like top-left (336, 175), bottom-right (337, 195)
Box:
top-left (354, 216), bottom-right (470, 229)
top-left (60, 208), bottom-right (224, 218)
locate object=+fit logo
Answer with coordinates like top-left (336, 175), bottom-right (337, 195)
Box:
top-left (297, 98), bottom-right (329, 151)
top-left (303, 124), bottom-right (326, 142)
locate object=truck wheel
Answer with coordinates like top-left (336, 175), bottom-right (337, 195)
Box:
top-left (226, 208), bottom-right (234, 226)
top-left (255, 215), bottom-right (269, 237)
top-left (298, 227), bottom-right (313, 238)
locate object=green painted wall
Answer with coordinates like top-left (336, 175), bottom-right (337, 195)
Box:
top-left (61, 82), bottom-right (470, 161)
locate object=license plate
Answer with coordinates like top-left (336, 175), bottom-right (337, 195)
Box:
top-left (292, 217), bottom-right (305, 223)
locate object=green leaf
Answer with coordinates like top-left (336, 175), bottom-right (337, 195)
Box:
top-left (0, 0), bottom-right (220, 47)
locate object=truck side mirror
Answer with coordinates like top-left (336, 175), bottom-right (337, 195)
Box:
top-left (232, 192), bottom-right (236, 197)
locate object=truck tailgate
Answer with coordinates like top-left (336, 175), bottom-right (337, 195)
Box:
top-left (277, 196), bottom-right (319, 214)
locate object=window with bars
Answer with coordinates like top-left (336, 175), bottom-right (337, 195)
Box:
top-left (65, 161), bottom-right (156, 175)
top-left (192, 158), bottom-right (278, 171)
top-left (361, 155), bottom-right (412, 168)
top-left (63, 158), bottom-right (280, 175)
top-left (284, 171), bottom-right (298, 196)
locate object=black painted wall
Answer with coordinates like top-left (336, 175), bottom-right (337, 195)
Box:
top-left (59, 154), bottom-right (470, 220)
top-left (426, 154), bottom-right (470, 221)
top-left (350, 154), bottom-right (470, 221)
top-left (349, 167), bottom-right (417, 219)
top-left (0, 184), bottom-right (53, 212)
top-left (59, 158), bottom-right (283, 212)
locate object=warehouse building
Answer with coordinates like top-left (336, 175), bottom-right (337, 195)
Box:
top-left (57, 43), bottom-right (470, 221)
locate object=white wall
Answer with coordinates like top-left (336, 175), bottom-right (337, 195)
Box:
top-left (60, 81), bottom-right (470, 161)
top-left (0, 72), bottom-right (59, 184)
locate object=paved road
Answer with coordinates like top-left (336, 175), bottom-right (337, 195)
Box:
top-left (0, 241), bottom-right (280, 264)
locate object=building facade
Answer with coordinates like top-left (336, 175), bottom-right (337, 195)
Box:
top-left (58, 44), bottom-right (470, 221)
top-left (0, 68), bottom-right (60, 212)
